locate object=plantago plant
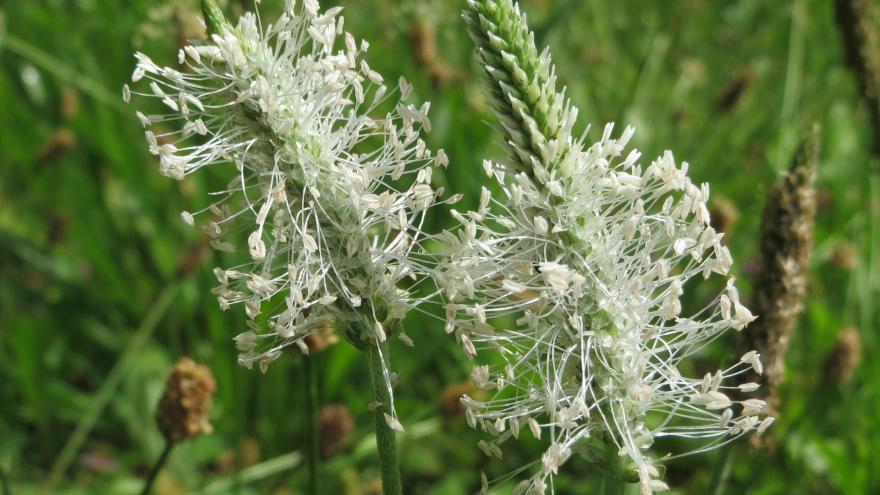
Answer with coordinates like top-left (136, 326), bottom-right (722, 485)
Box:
top-left (142, 358), bottom-right (216, 495)
top-left (436, 1), bottom-right (774, 492)
top-left (125, 1), bottom-right (450, 492)
top-left (749, 128), bottom-right (818, 413)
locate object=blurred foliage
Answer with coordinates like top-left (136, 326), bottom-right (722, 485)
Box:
top-left (0, 0), bottom-right (878, 493)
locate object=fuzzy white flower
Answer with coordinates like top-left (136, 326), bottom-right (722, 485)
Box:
top-left (443, 0), bottom-right (770, 492)
top-left (127, 0), bottom-right (450, 423)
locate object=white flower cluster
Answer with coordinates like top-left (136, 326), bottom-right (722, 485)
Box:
top-left (441, 1), bottom-right (773, 492)
top-left (442, 128), bottom-right (772, 494)
top-left (126, 0), bottom-right (448, 423)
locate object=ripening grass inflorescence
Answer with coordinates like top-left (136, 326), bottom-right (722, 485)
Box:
top-left (436, 1), bottom-right (774, 492)
top-left (125, 0), bottom-right (450, 428)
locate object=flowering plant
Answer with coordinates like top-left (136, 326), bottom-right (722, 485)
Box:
top-left (126, 1), bottom-right (450, 492)
top-left (126, 0), bottom-right (774, 492)
top-left (436, 1), bottom-right (774, 492)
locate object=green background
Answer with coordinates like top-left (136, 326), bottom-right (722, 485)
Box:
top-left (1, 0), bottom-right (878, 493)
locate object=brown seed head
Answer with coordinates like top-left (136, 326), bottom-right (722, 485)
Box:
top-left (155, 357), bottom-right (217, 443)
top-left (409, 17), bottom-right (456, 88)
top-left (439, 381), bottom-right (480, 420)
top-left (834, 0), bottom-right (880, 156)
top-left (747, 127), bottom-right (818, 408)
top-left (305, 317), bottom-right (339, 354)
top-left (709, 195), bottom-right (740, 235)
top-left (828, 241), bottom-right (857, 270)
top-left (37, 129), bottom-right (76, 163)
top-left (318, 404), bottom-right (354, 459)
top-left (60, 86), bottom-right (80, 120)
top-left (716, 67), bottom-right (754, 111)
top-left (823, 327), bottom-right (862, 385)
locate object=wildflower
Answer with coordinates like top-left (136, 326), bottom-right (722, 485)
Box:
top-left (127, 0), bottom-right (449, 428)
top-left (440, 0), bottom-right (769, 492)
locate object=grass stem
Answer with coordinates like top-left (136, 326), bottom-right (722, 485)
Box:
top-left (600, 444), bottom-right (628, 495)
top-left (368, 342), bottom-right (402, 495)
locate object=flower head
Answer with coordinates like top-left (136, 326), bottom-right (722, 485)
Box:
top-left (155, 357), bottom-right (216, 443)
top-left (440, 0), bottom-right (770, 492)
top-left (127, 0), bottom-right (448, 423)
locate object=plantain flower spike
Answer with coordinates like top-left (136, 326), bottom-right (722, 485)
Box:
top-left (126, 0), bottom-right (451, 427)
top-left (748, 128), bottom-right (818, 409)
top-left (834, 0), bottom-right (880, 155)
top-left (155, 357), bottom-right (217, 443)
top-left (437, 1), bottom-right (771, 492)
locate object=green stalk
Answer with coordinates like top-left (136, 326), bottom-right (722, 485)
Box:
top-left (368, 342), bottom-right (402, 495)
top-left (140, 440), bottom-right (175, 495)
top-left (304, 356), bottom-right (319, 495)
top-left (599, 442), bottom-right (629, 495)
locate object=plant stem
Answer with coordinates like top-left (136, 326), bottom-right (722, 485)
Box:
top-left (600, 464), bottom-right (626, 495)
top-left (600, 441), bottom-right (627, 495)
top-left (368, 342), bottom-right (402, 495)
top-left (304, 356), bottom-right (319, 495)
top-left (140, 440), bottom-right (175, 495)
